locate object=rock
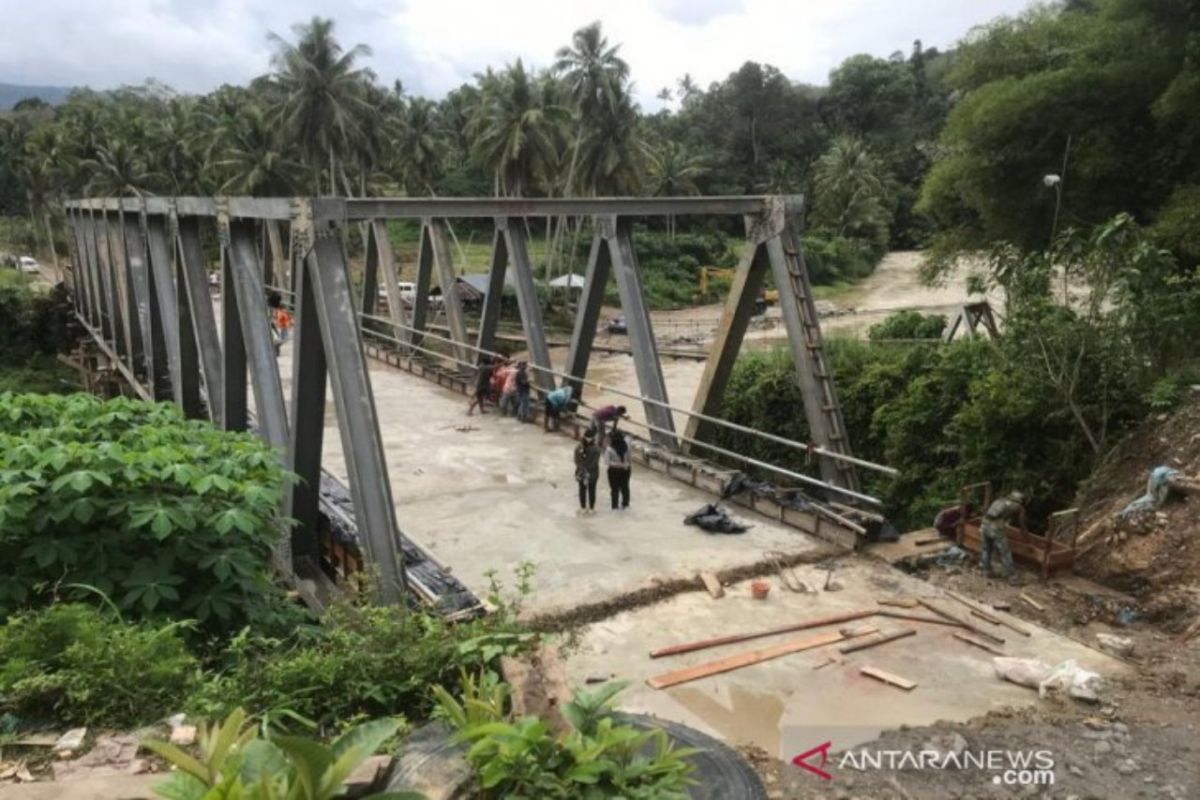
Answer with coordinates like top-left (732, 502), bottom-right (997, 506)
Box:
top-left (1094, 739), bottom-right (1113, 755)
top-left (1115, 758), bottom-right (1138, 775)
top-left (54, 728), bottom-right (87, 753)
top-left (1069, 765), bottom-right (1084, 777)
top-left (168, 725), bottom-right (196, 746)
top-left (1097, 633), bottom-right (1135, 657)
top-left (1113, 722), bottom-right (1129, 734)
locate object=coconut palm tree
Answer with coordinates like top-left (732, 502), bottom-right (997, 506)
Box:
top-left (393, 97), bottom-right (446, 194)
top-left (575, 91), bottom-right (648, 197)
top-left (553, 21), bottom-right (629, 197)
top-left (268, 16), bottom-right (376, 195)
top-left (811, 135), bottom-right (892, 248)
top-left (469, 61), bottom-right (567, 198)
top-left (648, 141), bottom-right (705, 238)
top-left (211, 105), bottom-right (304, 195)
top-left (81, 140), bottom-right (157, 197)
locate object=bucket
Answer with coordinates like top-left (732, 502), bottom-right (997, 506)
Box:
top-left (751, 580), bottom-right (770, 600)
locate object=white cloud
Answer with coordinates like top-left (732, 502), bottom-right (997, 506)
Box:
top-left (0, 0), bottom-right (1034, 105)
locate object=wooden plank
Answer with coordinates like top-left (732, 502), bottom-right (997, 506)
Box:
top-left (649, 607), bottom-right (877, 659)
top-left (698, 571), bottom-right (725, 599)
top-left (946, 590), bottom-right (1003, 624)
top-left (877, 597), bottom-right (920, 609)
top-left (1020, 593), bottom-right (1045, 611)
top-left (952, 632), bottom-right (1006, 656)
top-left (876, 610), bottom-right (965, 628)
top-left (646, 627), bottom-right (876, 690)
top-left (860, 666), bottom-right (916, 691)
top-left (917, 598), bottom-right (1005, 645)
top-left (839, 628), bottom-right (916, 654)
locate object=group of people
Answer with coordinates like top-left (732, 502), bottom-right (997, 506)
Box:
top-left (467, 355), bottom-right (532, 422)
top-left (468, 355), bottom-right (634, 514)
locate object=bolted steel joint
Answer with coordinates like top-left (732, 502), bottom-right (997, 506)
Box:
top-left (215, 197), bottom-right (232, 248)
top-left (290, 197), bottom-right (315, 255)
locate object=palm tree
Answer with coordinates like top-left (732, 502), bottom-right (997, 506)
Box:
top-left (211, 105), bottom-right (304, 195)
top-left (811, 136), bottom-right (892, 249)
top-left (676, 73), bottom-right (700, 107)
top-left (393, 97), bottom-right (445, 194)
top-left (469, 61), bottom-right (566, 198)
top-left (648, 141), bottom-right (705, 238)
top-left (575, 91), bottom-right (648, 197)
top-left (81, 140), bottom-right (157, 197)
top-left (553, 21), bottom-right (629, 197)
top-left (268, 16), bottom-right (376, 195)
top-left (22, 125), bottom-right (78, 271)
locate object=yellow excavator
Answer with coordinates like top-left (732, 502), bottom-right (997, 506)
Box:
top-left (696, 267), bottom-right (778, 307)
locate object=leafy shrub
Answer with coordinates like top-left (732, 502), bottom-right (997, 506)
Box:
top-left (433, 675), bottom-right (695, 799)
top-left (0, 393), bottom-right (304, 635)
top-left (144, 707), bottom-right (418, 800)
top-left (868, 310), bottom-right (947, 340)
top-left (802, 233), bottom-right (884, 284)
top-left (0, 271), bottom-right (78, 363)
top-left (0, 604), bottom-right (197, 727)
top-left (189, 601), bottom-right (535, 731)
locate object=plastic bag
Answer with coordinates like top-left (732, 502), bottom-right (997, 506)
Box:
top-left (993, 657), bottom-right (1102, 702)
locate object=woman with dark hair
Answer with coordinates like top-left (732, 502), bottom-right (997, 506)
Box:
top-left (605, 430), bottom-right (632, 510)
top-left (574, 431), bottom-right (601, 515)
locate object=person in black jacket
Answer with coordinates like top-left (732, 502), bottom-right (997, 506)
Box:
top-left (574, 432), bottom-right (601, 514)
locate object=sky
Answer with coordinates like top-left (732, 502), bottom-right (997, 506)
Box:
top-left (0, 0), bottom-right (1036, 107)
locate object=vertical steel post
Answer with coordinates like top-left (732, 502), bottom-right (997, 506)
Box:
top-left (426, 219), bottom-right (470, 366)
top-left (370, 219), bottom-right (410, 335)
top-left (228, 219), bottom-right (289, 451)
top-left (410, 224), bottom-right (432, 347)
top-left (221, 245), bottom-right (248, 432)
top-left (564, 234), bottom-right (610, 400)
top-left (500, 218), bottom-right (554, 392)
top-left (361, 220), bottom-right (381, 317)
top-left (305, 204), bottom-right (405, 604)
top-left (123, 216), bottom-right (162, 394)
top-left (476, 227), bottom-right (508, 358)
top-left (284, 255), bottom-right (327, 561)
top-left (603, 217), bottom-right (676, 445)
top-left (96, 213), bottom-right (128, 361)
top-left (145, 216), bottom-right (184, 405)
top-left (177, 217), bottom-right (224, 423)
top-left (684, 236), bottom-right (770, 446)
top-left (110, 213), bottom-right (143, 370)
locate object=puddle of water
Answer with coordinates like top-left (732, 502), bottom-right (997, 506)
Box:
top-left (668, 685), bottom-right (787, 755)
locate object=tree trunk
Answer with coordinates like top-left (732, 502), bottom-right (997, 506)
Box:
top-left (43, 211), bottom-right (59, 276)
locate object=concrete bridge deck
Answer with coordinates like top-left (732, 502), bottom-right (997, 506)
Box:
top-left (275, 340), bottom-right (824, 616)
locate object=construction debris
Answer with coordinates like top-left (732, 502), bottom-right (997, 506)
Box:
top-left (917, 598), bottom-right (1005, 645)
top-left (649, 608), bottom-right (877, 658)
top-left (52, 735), bottom-right (149, 781)
top-left (684, 503), bottom-right (749, 534)
top-left (647, 627), bottom-right (878, 689)
top-left (877, 597), bottom-right (920, 609)
top-left (861, 666), bottom-right (917, 691)
top-left (993, 657), bottom-right (1103, 702)
top-left (876, 609), bottom-right (965, 628)
top-left (501, 645), bottom-right (572, 737)
top-left (1095, 633), bottom-right (1135, 658)
top-left (697, 571), bottom-right (724, 599)
top-left (952, 631), bottom-right (1006, 656)
top-left (838, 628), bottom-right (917, 654)
top-left (1020, 593), bottom-right (1045, 611)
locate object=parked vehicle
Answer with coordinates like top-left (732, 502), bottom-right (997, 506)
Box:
top-left (606, 316), bottom-right (627, 335)
top-left (18, 256), bottom-right (40, 274)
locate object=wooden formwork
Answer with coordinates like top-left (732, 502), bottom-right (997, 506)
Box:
top-left (956, 482), bottom-right (1080, 578)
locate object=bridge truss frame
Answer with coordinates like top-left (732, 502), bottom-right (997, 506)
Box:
top-left (62, 194), bottom-right (859, 605)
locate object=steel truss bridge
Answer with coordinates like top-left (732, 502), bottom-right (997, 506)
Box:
top-left (61, 194), bottom-right (882, 606)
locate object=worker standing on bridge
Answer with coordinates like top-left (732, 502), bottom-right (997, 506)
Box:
top-left (544, 384), bottom-right (574, 431)
top-left (467, 356), bottom-right (494, 416)
top-left (267, 290), bottom-right (292, 355)
top-left (606, 430), bottom-right (632, 510)
top-left (981, 490), bottom-right (1025, 585)
top-left (515, 362), bottom-right (531, 422)
top-left (574, 431), bottom-right (601, 515)
top-left (499, 361), bottom-right (519, 417)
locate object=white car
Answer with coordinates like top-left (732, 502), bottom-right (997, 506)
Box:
top-left (18, 256), bottom-right (40, 274)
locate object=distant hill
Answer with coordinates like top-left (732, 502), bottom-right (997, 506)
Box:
top-left (0, 83), bottom-right (75, 111)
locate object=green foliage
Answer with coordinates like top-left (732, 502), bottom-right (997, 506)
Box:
top-left (0, 393), bottom-right (304, 635)
top-left (435, 676), bottom-right (694, 799)
top-left (607, 230), bottom-right (736, 308)
top-left (868, 310), bottom-right (946, 341)
top-left (919, 0), bottom-right (1200, 261)
top-left (811, 136), bottom-right (893, 250)
top-left (0, 604), bottom-right (197, 727)
top-left (0, 270), bottom-right (77, 362)
top-left (189, 599), bottom-right (535, 731)
top-left (144, 707), bottom-right (418, 800)
top-left (801, 233), bottom-right (884, 284)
